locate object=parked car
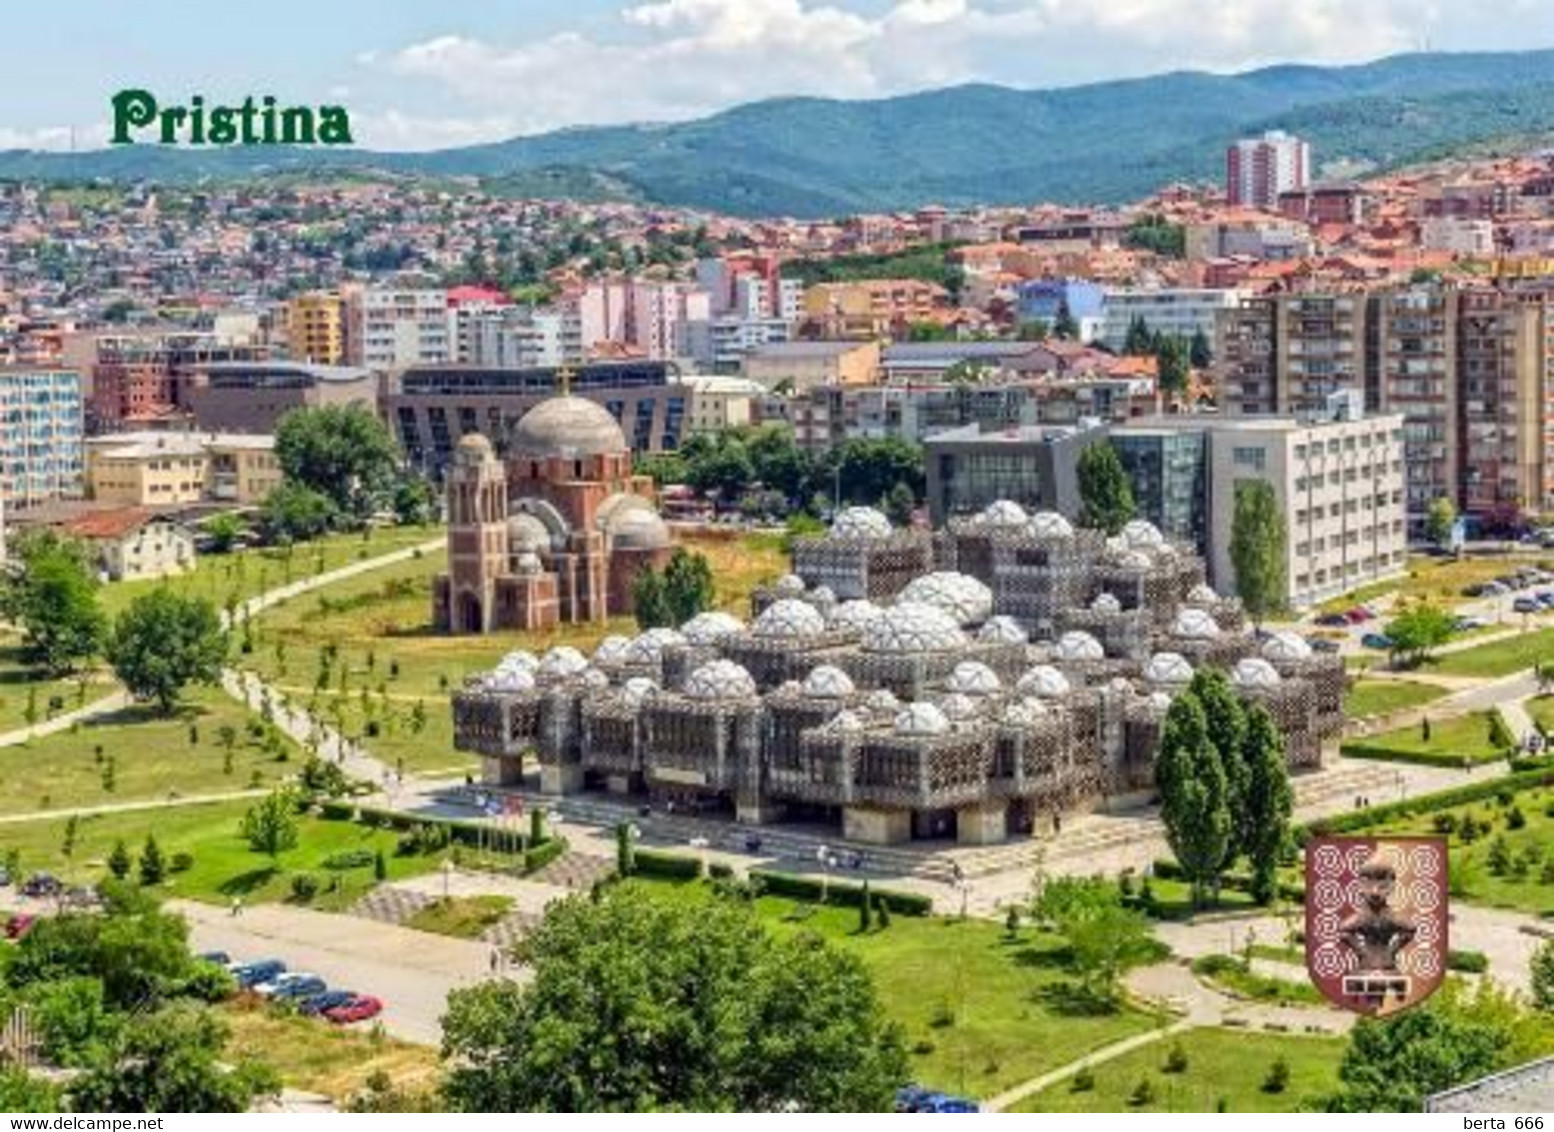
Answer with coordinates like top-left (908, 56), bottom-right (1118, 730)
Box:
top-left (269, 975), bottom-right (328, 1001)
top-left (1315, 612), bottom-right (1350, 628)
top-left (232, 960), bottom-right (286, 989)
top-left (21, 873), bottom-right (61, 898)
top-left (299, 990), bottom-right (356, 1017)
top-left (325, 995), bottom-right (383, 1024)
top-left (4, 913), bottom-right (36, 940)
top-left (1347, 607), bottom-right (1376, 622)
top-left (894, 1086), bottom-right (979, 1113)
top-left (255, 971), bottom-right (323, 998)
top-left (1513, 597), bottom-right (1541, 615)
top-left (197, 950), bottom-right (231, 966)
top-left (1454, 616), bottom-right (1490, 631)
top-left (1537, 592), bottom-right (1554, 609)
top-left (1483, 582), bottom-right (1510, 597)
top-left (1361, 633), bottom-right (1395, 651)
top-left (1307, 637), bottom-right (1342, 654)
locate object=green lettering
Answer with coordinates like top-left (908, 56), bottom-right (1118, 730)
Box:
top-left (318, 107), bottom-right (353, 145)
top-left (159, 106), bottom-right (187, 144)
top-left (208, 107), bottom-right (236, 145)
top-left (110, 89), bottom-right (157, 144)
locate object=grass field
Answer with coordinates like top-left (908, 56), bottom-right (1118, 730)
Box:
top-left (1011, 1027), bottom-right (1344, 1113)
top-left (223, 1001), bottom-right (441, 1102)
top-left (0, 637), bottom-right (119, 735)
top-left (1316, 555), bottom-right (1554, 616)
top-left (0, 798), bottom-right (446, 911)
top-left (1432, 626), bottom-right (1554, 679)
top-left (1189, 954), bottom-right (1325, 1006)
top-left (0, 688), bottom-right (302, 817)
top-left (634, 877), bottom-right (1158, 1100)
top-left (406, 894), bottom-right (513, 939)
top-left (1342, 679), bottom-right (1448, 720)
top-left (1341, 711), bottom-right (1508, 768)
top-left (1531, 696), bottom-right (1554, 735)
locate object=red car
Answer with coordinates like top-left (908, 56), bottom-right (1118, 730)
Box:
top-left (324, 995), bottom-right (383, 1024)
top-left (4, 913), bottom-right (36, 940)
top-left (1345, 607), bottom-right (1375, 623)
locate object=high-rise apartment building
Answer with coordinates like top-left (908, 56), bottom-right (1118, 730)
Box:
top-left (343, 287), bottom-right (451, 370)
top-left (285, 292), bottom-right (344, 365)
top-left (0, 365), bottom-right (83, 509)
top-left (1226, 130), bottom-right (1310, 210)
top-left (85, 331), bottom-right (270, 432)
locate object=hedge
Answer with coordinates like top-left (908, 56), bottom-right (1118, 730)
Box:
top-left (1336, 743), bottom-right (1486, 770)
top-left (318, 800), bottom-right (356, 822)
top-left (1447, 949), bottom-right (1489, 974)
top-left (354, 805), bottom-right (541, 855)
top-left (747, 869), bottom-right (932, 916)
top-left (523, 836), bottom-right (566, 875)
top-left (1150, 859), bottom-right (1304, 903)
top-left (1298, 767), bottom-right (1554, 841)
top-left (631, 850), bottom-right (703, 880)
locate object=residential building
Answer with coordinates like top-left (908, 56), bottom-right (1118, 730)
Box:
top-left (85, 431), bottom-right (281, 508)
top-left (1098, 288), bottom-right (1244, 353)
top-left (574, 279), bottom-right (711, 361)
top-left (384, 360), bottom-right (681, 479)
top-left (1015, 278), bottom-right (1105, 339)
top-left (285, 291), bottom-right (344, 364)
top-left (681, 315), bottom-right (793, 373)
top-left (1421, 217), bottom-right (1495, 257)
top-left (454, 305), bottom-right (583, 369)
top-left (0, 365), bottom-right (83, 509)
top-left (880, 341), bottom-right (1045, 384)
top-left (741, 340), bottom-right (880, 392)
top-left (343, 286), bottom-right (451, 370)
top-left (1371, 287), bottom-right (1457, 526)
top-left (1455, 287), bottom-right (1546, 518)
top-left (791, 382), bottom-right (1037, 452)
top-left (84, 331), bottom-right (270, 432)
top-left (1226, 130), bottom-right (1310, 210)
top-left (1277, 182), bottom-right (1371, 226)
top-left (674, 375), bottom-right (766, 435)
top-left (800, 280), bottom-right (943, 339)
top-left (922, 422), bottom-right (1097, 522)
top-left (182, 361), bottom-right (377, 434)
top-left (14, 505), bottom-right (194, 581)
top-left (1218, 292), bottom-right (1369, 417)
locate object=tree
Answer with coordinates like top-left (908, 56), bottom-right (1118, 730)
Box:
top-left (1029, 876), bottom-right (1153, 1006)
top-left (632, 567), bottom-right (671, 630)
top-left (1424, 497), bottom-right (1458, 547)
top-left (274, 404), bottom-right (400, 520)
top-left (1053, 298), bottom-right (1080, 340)
top-left (441, 885), bottom-right (907, 1112)
top-left (108, 590), bottom-right (226, 714)
top-left (202, 513), bottom-right (243, 554)
top-left (259, 481), bottom-right (338, 543)
top-left (1076, 442), bottom-right (1137, 536)
top-left (822, 438), bottom-right (926, 507)
top-left (240, 789), bottom-right (299, 861)
top-left (0, 535), bottom-right (105, 676)
top-left (1189, 668), bottom-right (1248, 870)
top-left (1189, 327), bottom-right (1213, 369)
top-left (883, 482), bottom-right (917, 527)
top-left (392, 474), bottom-right (438, 526)
top-left (1531, 938), bottom-right (1554, 1010)
top-left (1015, 319), bottom-right (1049, 341)
top-left (71, 1004), bottom-right (278, 1114)
top-left (687, 437), bottom-right (755, 501)
top-left (0, 1066), bottom-right (60, 1112)
top-left (1154, 693), bottom-right (1231, 905)
top-left (1241, 703), bottom-right (1292, 904)
top-left (661, 548), bottom-right (716, 625)
top-left (106, 839), bottom-right (131, 881)
top-left (1155, 335), bottom-right (1190, 396)
top-left (1385, 603), bottom-right (1455, 668)
top-left (1123, 315), bottom-right (1154, 356)
top-left (139, 835), bottom-right (166, 886)
top-left (1229, 480), bottom-right (1287, 626)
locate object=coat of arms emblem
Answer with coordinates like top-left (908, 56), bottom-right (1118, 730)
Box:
top-left (1305, 835), bottom-right (1447, 1015)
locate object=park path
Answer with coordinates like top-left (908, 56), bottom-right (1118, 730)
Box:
top-left (0, 786), bottom-right (268, 825)
top-left (981, 1018), bottom-right (1193, 1112)
top-left (0, 688), bottom-right (131, 749)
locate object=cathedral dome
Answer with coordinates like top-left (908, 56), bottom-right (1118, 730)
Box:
top-left (454, 432), bottom-right (495, 465)
top-left (507, 512), bottom-right (552, 553)
top-left (509, 395), bottom-right (628, 460)
top-left (606, 506), bottom-right (671, 551)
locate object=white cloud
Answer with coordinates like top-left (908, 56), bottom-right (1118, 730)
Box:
top-left (0, 123), bottom-right (110, 151)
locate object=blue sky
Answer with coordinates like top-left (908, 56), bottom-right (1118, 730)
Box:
top-left (4, 0), bottom-right (1552, 150)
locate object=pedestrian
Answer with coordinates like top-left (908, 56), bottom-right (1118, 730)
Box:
top-left (489, 948), bottom-right (499, 974)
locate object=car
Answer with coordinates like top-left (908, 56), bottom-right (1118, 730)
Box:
top-left (1315, 612), bottom-right (1350, 628)
top-left (1513, 597), bottom-right (1541, 615)
top-left (1454, 616), bottom-right (1490, 631)
top-left (232, 960), bottom-right (286, 989)
top-left (325, 995), bottom-right (383, 1024)
top-left (1361, 633), bottom-right (1394, 651)
top-left (197, 950), bottom-right (231, 966)
top-left (4, 913), bottom-right (36, 940)
top-left (1307, 637), bottom-right (1342, 653)
top-left (893, 1086), bottom-right (980, 1113)
top-left (299, 989), bottom-right (356, 1016)
top-left (1347, 607), bottom-right (1376, 622)
top-left (270, 975), bottom-right (328, 1001)
top-left (21, 873), bottom-right (61, 898)
top-left (1483, 582), bottom-right (1510, 597)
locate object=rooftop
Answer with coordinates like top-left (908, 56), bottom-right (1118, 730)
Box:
top-left (745, 341), bottom-right (873, 360)
top-left (198, 360), bottom-right (373, 383)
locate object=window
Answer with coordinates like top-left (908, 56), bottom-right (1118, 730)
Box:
top-left (1232, 446), bottom-right (1266, 472)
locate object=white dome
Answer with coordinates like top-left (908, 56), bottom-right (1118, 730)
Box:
top-left (898, 572), bottom-right (994, 626)
top-left (1143, 651), bottom-right (1194, 685)
top-left (1263, 630), bottom-right (1313, 662)
top-left (828, 599), bottom-right (886, 634)
top-left (1173, 608), bottom-right (1221, 640)
top-left (1232, 656), bottom-right (1283, 689)
top-left (978, 615), bottom-right (1028, 644)
top-left (773, 573), bottom-right (806, 597)
top-left (829, 506), bottom-right (893, 540)
top-left (482, 668), bottom-right (536, 693)
top-left (802, 664), bottom-right (856, 699)
top-left (979, 499), bottom-right (1029, 528)
top-left (581, 667), bottom-right (610, 689)
top-left (1122, 519), bottom-right (1165, 551)
top-left (516, 551), bottom-right (545, 575)
top-left (939, 692), bottom-right (982, 721)
top-left (592, 635), bottom-right (632, 665)
top-left (506, 512), bottom-right (551, 554)
top-left (811, 585), bottom-right (837, 607)
top-left (861, 601), bottom-right (967, 653)
top-left (865, 689), bottom-right (900, 716)
top-left (497, 649), bottom-right (539, 673)
top-left (753, 598), bottom-right (827, 639)
top-left (680, 610), bottom-right (745, 647)
top-left (1055, 630), bottom-right (1105, 663)
top-left (1147, 690), bottom-right (1174, 711)
top-left (621, 676), bottom-right (658, 703)
top-left (1188, 583), bottom-right (1219, 605)
top-left (819, 710), bottom-right (867, 735)
top-left (947, 661), bottom-right (1002, 696)
top-left (1091, 592), bottom-right (1122, 615)
top-left (1027, 511), bottom-right (1075, 540)
top-left (1017, 665), bottom-right (1072, 698)
top-left (539, 646), bottom-right (589, 679)
top-left (683, 659), bottom-right (757, 700)
top-left (1116, 550), bottom-right (1154, 571)
top-left (894, 701), bottom-right (951, 737)
top-left (1002, 697), bottom-right (1050, 726)
top-left (624, 627), bottom-right (685, 665)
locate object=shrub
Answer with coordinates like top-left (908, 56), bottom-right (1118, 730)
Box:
top-left (929, 1001), bottom-right (955, 1029)
top-left (322, 848), bottom-right (376, 871)
top-left (1299, 769), bottom-right (1554, 840)
top-left (181, 961), bottom-right (238, 1003)
top-left (318, 800), bottom-right (356, 822)
top-left (1163, 1041), bottom-right (1188, 1074)
top-left (1432, 813), bottom-right (1458, 835)
top-left (1071, 1067), bottom-right (1095, 1092)
top-left (747, 869), bottom-right (931, 915)
top-left (169, 851), bottom-right (195, 874)
top-left (631, 850), bottom-right (701, 880)
top-left (290, 873), bottom-right (320, 902)
top-left (912, 1039), bottom-right (936, 1056)
top-left (1509, 806), bottom-right (1527, 830)
top-left (522, 837), bottom-right (566, 875)
top-left (1262, 1058), bottom-right (1290, 1094)
top-left (1129, 1077), bottom-right (1156, 1106)
top-left (1447, 949), bottom-right (1489, 973)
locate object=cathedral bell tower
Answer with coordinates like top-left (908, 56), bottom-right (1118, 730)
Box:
top-left (444, 432), bottom-right (509, 634)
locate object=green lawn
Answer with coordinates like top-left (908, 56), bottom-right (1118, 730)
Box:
top-left (406, 894), bottom-right (513, 939)
top-left (99, 524), bottom-right (441, 620)
top-left (0, 637), bottom-right (119, 734)
top-left (1433, 626), bottom-right (1554, 679)
top-left (1189, 954), bottom-right (1325, 1007)
top-left (223, 1001), bottom-right (441, 1101)
top-left (0, 687), bottom-right (302, 817)
top-left (1012, 1027), bottom-right (1345, 1113)
top-left (1360, 784), bottom-right (1554, 916)
top-left (1343, 679), bottom-right (1448, 720)
top-left (0, 798), bottom-right (444, 912)
top-left (1530, 696), bottom-right (1554, 736)
top-left (633, 878), bottom-right (1157, 1100)
top-left (1341, 711), bottom-right (1509, 768)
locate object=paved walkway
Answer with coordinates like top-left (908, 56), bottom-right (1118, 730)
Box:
top-left (0, 689), bottom-right (130, 749)
top-left (0, 787), bottom-right (267, 825)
